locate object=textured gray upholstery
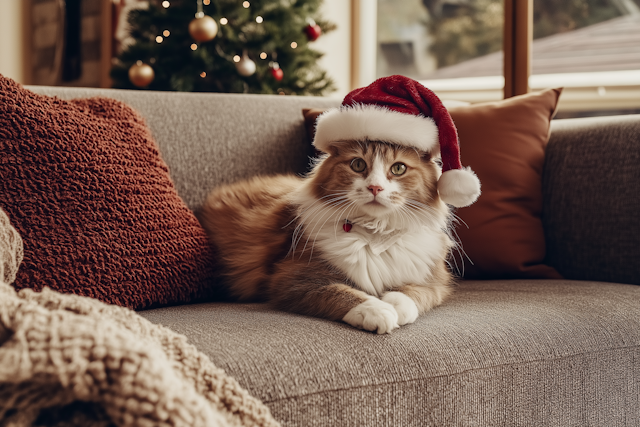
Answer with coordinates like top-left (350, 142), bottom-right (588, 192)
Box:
top-left (29, 86), bottom-right (339, 211)
top-left (139, 279), bottom-right (640, 426)
top-left (544, 115), bottom-right (640, 285)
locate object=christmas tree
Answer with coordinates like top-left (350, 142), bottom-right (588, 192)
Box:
top-left (110, 0), bottom-right (336, 95)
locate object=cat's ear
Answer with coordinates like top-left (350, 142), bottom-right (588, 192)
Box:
top-left (326, 145), bottom-right (339, 157)
top-left (419, 151), bottom-right (432, 162)
top-left (322, 142), bottom-right (344, 157)
top-left (420, 151), bottom-right (443, 168)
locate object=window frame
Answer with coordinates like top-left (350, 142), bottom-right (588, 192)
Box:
top-left (352, 0), bottom-right (640, 114)
top-left (351, 0), bottom-right (530, 97)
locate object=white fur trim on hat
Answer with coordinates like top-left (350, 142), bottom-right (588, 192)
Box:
top-left (438, 167), bottom-right (481, 208)
top-left (313, 104), bottom-right (439, 153)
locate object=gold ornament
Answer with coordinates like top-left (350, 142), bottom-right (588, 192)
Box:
top-left (189, 15), bottom-right (218, 42)
top-left (128, 61), bottom-right (155, 87)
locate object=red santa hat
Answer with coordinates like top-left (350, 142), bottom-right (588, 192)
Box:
top-left (313, 75), bottom-right (481, 208)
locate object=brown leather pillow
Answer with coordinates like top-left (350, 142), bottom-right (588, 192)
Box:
top-left (302, 88), bottom-right (563, 279)
top-left (0, 76), bottom-right (218, 309)
top-left (447, 88), bottom-right (563, 279)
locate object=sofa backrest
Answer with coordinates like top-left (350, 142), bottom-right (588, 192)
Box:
top-left (29, 86), bottom-right (339, 211)
top-left (544, 114), bottom-right (640, 285)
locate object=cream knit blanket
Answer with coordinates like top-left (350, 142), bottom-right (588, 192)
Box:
top-left (0, 209), bottom-right (280, 427)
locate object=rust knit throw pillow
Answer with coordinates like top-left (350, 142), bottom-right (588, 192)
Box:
top-left (0, 76), bottom-right (217, 309)
top-left (302, 87), bottom-right (563, 279)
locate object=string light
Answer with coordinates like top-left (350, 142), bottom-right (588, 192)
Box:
top-left (256, 16), bottom-right (263, 23)
top-left (163, 30), bottom-right (170, 37)
top-left (219, 17), bottom-right (228, 25)
top-left (200, 71), bottom-right (207, 78)
top-left (162, 1), bottom-right (170, 8)
top-left (191, 43), bottom-right (198, 50)
top-left (243, 1), bottom-right (250, 8)
top-left (260, 52), bottom-right (267, 59)
top-left (290, 42), bottom-right (298, 49)
top-left (233, 55), bottom-right (241, 62)
top-left (156, 36), bottom-right (163, 43)
top-left (203, 0), bottom-right (210, 4)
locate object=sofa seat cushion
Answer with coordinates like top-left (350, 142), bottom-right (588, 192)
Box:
top-left (139, 280), bottom-right (640, 427)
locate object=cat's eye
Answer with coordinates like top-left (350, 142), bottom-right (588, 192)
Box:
top-left (390, 163), bottom-right (407, 176)
top-left (350, 158), bottom-right (366, 173)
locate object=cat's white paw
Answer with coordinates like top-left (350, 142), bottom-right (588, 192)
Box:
top-left (382, 292), bottom-right (419, 326)
top-left (342, 297), bottom-right (399, 334)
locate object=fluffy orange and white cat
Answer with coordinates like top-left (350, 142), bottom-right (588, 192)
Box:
top-left (199, 76), bottom-right (480, 334)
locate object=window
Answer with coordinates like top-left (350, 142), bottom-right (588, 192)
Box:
top-left (355, 0), bottom-right (640, 117)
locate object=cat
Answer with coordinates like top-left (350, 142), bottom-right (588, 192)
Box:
top-left (199, 138), bottom-right (456, 334)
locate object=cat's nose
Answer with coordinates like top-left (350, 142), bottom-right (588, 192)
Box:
top-left (368, 185), bottom-right (384, 196)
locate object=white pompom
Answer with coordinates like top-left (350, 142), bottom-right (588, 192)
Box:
top-left (437, 167), bottom-right (481, 208)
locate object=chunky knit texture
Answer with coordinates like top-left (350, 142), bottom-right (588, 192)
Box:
top-left (0, 75), bottom-right (218, 309)
top-left (0, 207), bottom-right (279, 427)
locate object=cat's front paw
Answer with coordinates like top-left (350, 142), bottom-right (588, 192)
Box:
top-left (342, 297), bottom-right (399, 334)
top-left (382, 292), bottom-right (419, 326)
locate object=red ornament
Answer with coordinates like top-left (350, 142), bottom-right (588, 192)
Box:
top-left (305, 23), bottom-right (322, 41)
top-left (343, 221), bottom-right (352, 232)
top-left (270, 63), bottom-right (284, 81)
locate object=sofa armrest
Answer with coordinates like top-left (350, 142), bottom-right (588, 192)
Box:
top-left (542, 114), bottom-right (640, 285)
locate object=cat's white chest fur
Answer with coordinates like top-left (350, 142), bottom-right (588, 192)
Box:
top-left (311, 220), bottom-right (450, 296)
top-left (291, 170), bottom-right (452, 297)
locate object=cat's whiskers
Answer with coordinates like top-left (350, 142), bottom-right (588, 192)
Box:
top-left (297, 198), bottom-right (352, 260)
top-left (293, 193), bottom-right (351, 252)
top-left (405, 201), bottom-right (440, 223)
top-left (292, 200), bottom-right (349, 256)
top-left (403, 201), bottom-right (425, 217)
top-left (450, 211), bottom-right (470, 229)
top-left (384, 193), bottom-right (413, 230)
top-left (285, 192), bottom-right (350, 229)
top-left (290, 194), bottom-right (350, 256)
top-left (405, 198), bottom-right (438, 214)
top-left (292, 193), bottom-right (350, 232)
top-left (402, 198), bottom-right (470, 276)
top-left (307, 199), bottom-right (356, 264)
top-left (446, 221), bottom-right (473, 277)
top-left (296, 198), bottom-right (350, 251)
top-left (397, 205), bottom-right (422, 230)
top-left (396, 205), bottom-right (415, 230)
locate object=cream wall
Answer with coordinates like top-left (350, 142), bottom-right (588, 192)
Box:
top-left (314, 0), bottom-right (352, 98)
top-left (316, 0), bottom-right (377, 97)
top-left (0, 0), bottom-right (25, 83)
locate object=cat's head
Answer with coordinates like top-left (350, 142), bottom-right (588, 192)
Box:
top-left (306, 140), bottom-right (448, 229)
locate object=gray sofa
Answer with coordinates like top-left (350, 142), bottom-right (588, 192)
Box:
top-left (30, 86), bottom-right (640, 426)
